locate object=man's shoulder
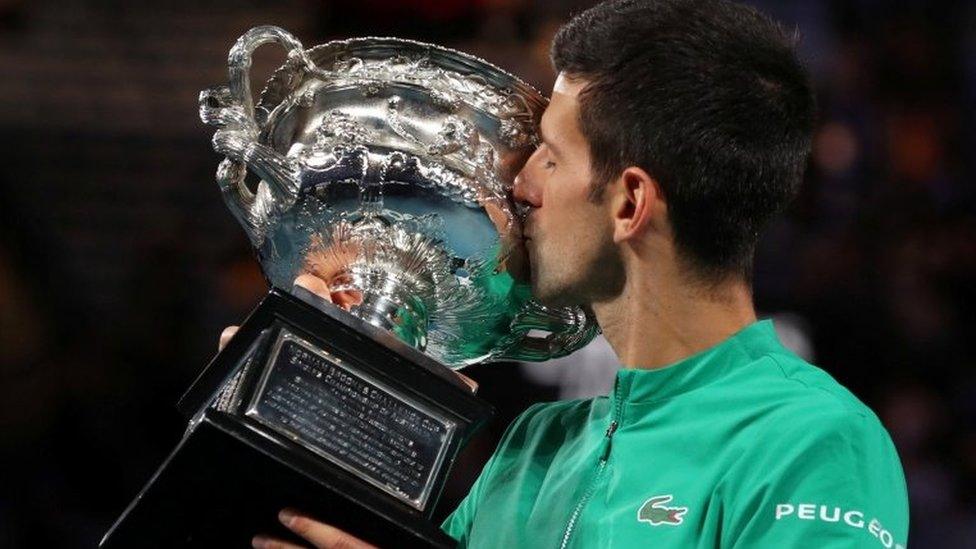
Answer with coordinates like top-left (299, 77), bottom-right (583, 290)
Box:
top-left (732, 349), bottom-right (892, 452)
top-left (720, 352), bottom-right (909, 548)
top-left (488, 397), bottom-right (601, 454)
top-left (509, 397), bottom-right (598, 433)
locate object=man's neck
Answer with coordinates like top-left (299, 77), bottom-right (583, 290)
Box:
top-left (591, 261), bottom-right (757, 370)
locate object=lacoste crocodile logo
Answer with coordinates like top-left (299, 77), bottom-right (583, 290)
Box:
top-left (638, 495), bottom-right (688, 526)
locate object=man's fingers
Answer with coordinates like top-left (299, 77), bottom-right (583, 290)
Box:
top-left (218, 325), bottom-right (239, 351)
top-left (454, 371), bottom-right (479, 393)
top-left (251, 535), bottom-right (305, 549)
top-left (294, 274), bottom-right (333, 303)
top-left (279, 509), bottom-right (378, 549)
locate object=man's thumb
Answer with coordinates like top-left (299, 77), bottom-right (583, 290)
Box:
top-left (219, 325), bottom-right (239, 351)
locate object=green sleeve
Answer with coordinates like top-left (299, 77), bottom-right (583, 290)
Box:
top-left (440, 403), bottom-right (546, 547)
top-left (440, 468), bottom-right (487, 545)
top-left (726, 406), bottom-right (909, 548)
top-left (439, 448), bottom-right (501, 547)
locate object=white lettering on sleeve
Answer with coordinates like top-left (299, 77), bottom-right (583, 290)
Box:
top-left (773, 502), bottom-right (904, 548)
top-left (819, 506), bottom-right (841, 522)
top-left (775, 504), bottom-right (795, 520)
top-left (844, 510), bottom-right (865, 528)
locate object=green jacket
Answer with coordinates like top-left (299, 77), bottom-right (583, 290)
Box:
top-left (442, 320), bottom-right (909, 548)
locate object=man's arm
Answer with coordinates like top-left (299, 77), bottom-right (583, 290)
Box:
top-left (726, 406), bottom-right (909, 548)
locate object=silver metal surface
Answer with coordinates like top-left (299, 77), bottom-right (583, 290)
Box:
top-left (201, 26), bottom-right (598, 367)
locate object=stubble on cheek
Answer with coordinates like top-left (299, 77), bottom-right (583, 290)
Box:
top-left (528, 237), bottom-right (572, 307)
top-left (533, 228), bottom-right (624, 308)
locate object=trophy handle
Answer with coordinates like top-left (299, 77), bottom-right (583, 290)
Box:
top-left (227, 25), bottom-right (306, 123)
top-left (199, 26), bottom-right (306, 246)
top-left (497, 302), bottom-right (600, 362)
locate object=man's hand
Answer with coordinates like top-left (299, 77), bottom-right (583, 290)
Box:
top-left (218, 274), bottom-right (334, 351)
top-left (218, 274), bottom-right (338, 352)
top-left (251, 509), bottom-right (377, 549)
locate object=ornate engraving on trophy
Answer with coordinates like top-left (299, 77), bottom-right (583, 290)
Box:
top-left (246, 329), bottom-right (456, 510)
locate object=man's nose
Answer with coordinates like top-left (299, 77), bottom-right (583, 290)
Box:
top-left (512, 149), bottom-right (543, 208)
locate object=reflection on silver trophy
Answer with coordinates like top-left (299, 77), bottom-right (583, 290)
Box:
top-left (199, 26), bottom-right (598, 367)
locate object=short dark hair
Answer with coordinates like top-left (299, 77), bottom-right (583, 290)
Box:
top-left (551, 0), bottom-right (815, 282)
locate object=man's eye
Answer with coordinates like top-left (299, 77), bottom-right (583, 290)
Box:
top-left (544, 161), bottom-right (556, 169)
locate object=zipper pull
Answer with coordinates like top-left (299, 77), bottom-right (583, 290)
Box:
top-left (600, 421), bottom-right (618, 462)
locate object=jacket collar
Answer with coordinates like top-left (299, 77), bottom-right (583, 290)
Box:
top-left (610, 319), bottom-right (784, 405)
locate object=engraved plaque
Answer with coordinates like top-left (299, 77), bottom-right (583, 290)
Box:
top-left (102, 289), bottom-right (491, 548)
top-left (246, 329), bottom-right (456, 510)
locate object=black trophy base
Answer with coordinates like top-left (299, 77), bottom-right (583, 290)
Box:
top-left (100, 412), bottom-right (454, 548)
top-left (101, 286), bottom-right (493, 548)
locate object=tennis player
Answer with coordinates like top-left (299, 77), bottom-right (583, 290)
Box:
top-left (248, 1), bottom-right (909, 547)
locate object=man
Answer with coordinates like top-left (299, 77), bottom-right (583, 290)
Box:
top-left (247, 0), bottom-right (910, 547)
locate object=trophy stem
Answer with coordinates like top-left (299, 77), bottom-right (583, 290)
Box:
top-left (352, 289), bottom-right (429, 351)
top-left (350, 268), bottom-right (430, 351)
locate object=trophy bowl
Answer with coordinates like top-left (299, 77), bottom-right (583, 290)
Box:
top-left (198, 26), bottom-right (598, 367)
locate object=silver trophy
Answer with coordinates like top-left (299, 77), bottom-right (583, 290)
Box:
top-left (101, 27), bottom-right (597, 548)
top-left (198, 25), bottom-right (597, 367)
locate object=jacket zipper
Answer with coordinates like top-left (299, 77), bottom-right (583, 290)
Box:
top-left (559, 384), bottom-right (623, 549)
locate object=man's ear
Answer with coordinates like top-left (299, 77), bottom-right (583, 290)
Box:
top-left (610, 166), bottom-right (664, 243)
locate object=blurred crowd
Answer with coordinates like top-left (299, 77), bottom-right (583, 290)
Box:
top-left (0, 0), bottom-right (974, 547)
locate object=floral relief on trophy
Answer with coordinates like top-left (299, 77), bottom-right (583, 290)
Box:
top-left (300, 50), bottom-right (538, 127)
top-left (313, 110), bottom-right (376, 148)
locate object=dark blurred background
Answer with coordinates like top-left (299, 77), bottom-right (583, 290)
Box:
top-left (1, 0), bottom-right (974, 547)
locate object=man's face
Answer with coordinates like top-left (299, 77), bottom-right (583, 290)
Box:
top-left (513, 73), bottom-right (622, 307)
